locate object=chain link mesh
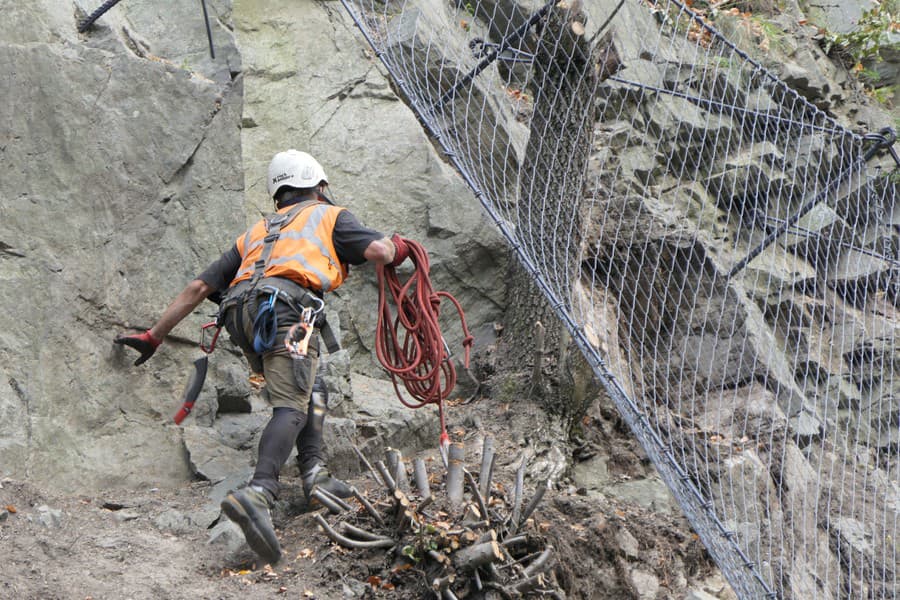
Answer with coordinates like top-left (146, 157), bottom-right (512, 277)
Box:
top-left (339, 0), bottom-right (899, 596)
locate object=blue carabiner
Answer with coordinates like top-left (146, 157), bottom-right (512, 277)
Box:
top-left (252, 292), bottom-right (279, 354)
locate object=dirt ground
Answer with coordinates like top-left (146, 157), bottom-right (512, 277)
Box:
top-left (0, 393), bottom-right (727, 600)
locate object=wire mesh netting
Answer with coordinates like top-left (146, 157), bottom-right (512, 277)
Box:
top-left (337, 0), bottom-right (899, 596)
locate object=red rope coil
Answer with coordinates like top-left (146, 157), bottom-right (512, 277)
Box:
top-left (375, 238), bottom-right (474, 445)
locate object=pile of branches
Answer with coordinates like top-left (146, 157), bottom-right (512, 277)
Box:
top-left (312, 437), bottom-right (562, 599)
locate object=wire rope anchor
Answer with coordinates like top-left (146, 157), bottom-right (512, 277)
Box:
top-left (78, 0), bottom-right (216, 59)
top-left (431, 0), bottom-right (554, 111)
top-left (468, 38), bottom-right (534, 63)
top-left (752, 210), bottom-right (900, 268)
top-left (726, 127), bottom-right (897, 280)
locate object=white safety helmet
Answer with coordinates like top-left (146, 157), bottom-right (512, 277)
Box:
top-left (266, 149), bottom-right (329, 198)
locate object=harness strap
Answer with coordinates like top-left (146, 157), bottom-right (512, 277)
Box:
top-left (246, 200), bottom-right (316, 292)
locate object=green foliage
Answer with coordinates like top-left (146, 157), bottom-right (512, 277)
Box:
top-left (401, 545), bottom-right (419, 563)
top-left (822, 6), bottom-right (899, 65)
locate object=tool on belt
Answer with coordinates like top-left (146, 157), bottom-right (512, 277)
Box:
top-left (173, 321), bottom-right (221, 425)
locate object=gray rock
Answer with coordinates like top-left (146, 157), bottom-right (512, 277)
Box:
top-left (629, 568), bottom-right (660, 599)
top-left (183, 425), bottom-right (253, 483)
top-left (804, 0), bottom-right (878, 35)
top-left (615, 526), bottom-right (641, 559)
top-left (789, 408), bottom-right (824, 441)
top-left (685, 589), bottom-right (719, 600)
top-left (743, 246), bottom-right (818, 296)
top-left (606, 476), bottom-right (678, 515)
top-left (33, 505), bottom-right (63, 528)
top-left (571, 454), bottom-right (610, 492)
top-left (113, 511), bottom-right (141, 523)
top-left (153, 510), bottom-right (195, 534)
top-left (831, 517), bottom-right (873, 557)
top-left (207, 519), bottom-right (245, 555)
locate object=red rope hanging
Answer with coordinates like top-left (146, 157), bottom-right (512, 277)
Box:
top-left (375, 238), bottom-right (474, 448)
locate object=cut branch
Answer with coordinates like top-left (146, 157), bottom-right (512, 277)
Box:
top-left (523, 546), bottom-right (554, 577)
top-left (315, 486), bottom-right (352, 512)
top-left (452, 540), bottom-right (504, 572)
top-left (310, 489), bottom-right (345, 515)
top-left (479, 436), bottom-right (495, 500)
top-left (353, 445), bottom-right (382, 485)
top-left (386, 448), bottom-right (410, 492)
top-left (341, 522), bottom-right (394, 542)
top-left (375, 460), bottom-right (397, 493)
top-left (514, 478), bottom-right (549, 533)
top-left (413, 457), bottom-right (432, 501)
top-left (510, 454), bottom-right (527, 527)
top-left (446, 442), bottom-right (465, 507)
top-left (314, 513), bottom-right (395, 549)
top-left (350, 486), bottom-right (385, 527)
top-left (464, 469), bottom-right (489, 521)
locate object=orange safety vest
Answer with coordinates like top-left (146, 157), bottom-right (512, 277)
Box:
top-left (229, 202), bottom-right (349, 293)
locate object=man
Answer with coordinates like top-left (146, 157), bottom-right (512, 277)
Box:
top-left (116, 149), bottom-right (409, 565)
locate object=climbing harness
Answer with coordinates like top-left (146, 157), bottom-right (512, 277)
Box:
top-left (78, 0), bottom-right (216, 59)
top-left (374, 238), bottom-right (474, 454)
top-left (173, 321), bottom-right (221, 425)
top-left (220, 200), bottom-right (340, 356)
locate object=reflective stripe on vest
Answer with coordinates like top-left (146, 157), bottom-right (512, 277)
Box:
top-left (230, 203), bottom-right (349, 292)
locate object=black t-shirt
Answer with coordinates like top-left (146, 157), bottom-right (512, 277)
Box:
top-left (197, 208), bottom-right (383, 296)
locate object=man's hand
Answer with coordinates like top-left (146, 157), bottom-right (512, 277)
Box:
top-left (390, 234), bottom-right (410, 267)
top-left (115, 330), bottom-right (162, 366)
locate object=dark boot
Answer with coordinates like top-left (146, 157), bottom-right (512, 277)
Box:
top-left (220, 485), bottom-right (281, 564)
top-left (302, 463), bottom-right (353, 500)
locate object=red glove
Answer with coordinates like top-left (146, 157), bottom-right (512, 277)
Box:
top-left (115, 329), bottom-right (162, 366)
top-left (389, 234), bottom-right (410, 267)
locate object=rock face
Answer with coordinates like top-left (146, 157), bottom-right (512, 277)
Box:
top-left (0, 0), bottom-right (507, 494)
top-left (2, 0), bottom-right (897, 598)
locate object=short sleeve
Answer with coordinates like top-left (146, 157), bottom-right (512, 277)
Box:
top-left (196, 244), bottom-right (241, 303)
top-left (332, 210), bottom-right (384, 265)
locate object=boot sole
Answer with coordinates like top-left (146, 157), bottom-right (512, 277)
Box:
top-left (221, 493), bottom-right (282, 564)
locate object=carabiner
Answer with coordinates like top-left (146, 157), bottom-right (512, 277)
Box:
top-left (285, 321), bottom-right (314, 357)
top-left (200, 321), bottom-right (221, 354)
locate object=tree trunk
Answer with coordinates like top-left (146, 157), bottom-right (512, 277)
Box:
top-left (496, 4), bottom-right (620, 421)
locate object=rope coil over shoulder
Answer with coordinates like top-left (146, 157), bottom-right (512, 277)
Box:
top-left (374, 238), bottom-right (474, 448)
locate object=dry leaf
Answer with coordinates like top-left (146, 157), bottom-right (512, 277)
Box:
top-left (296, 548), bottom-right (315, 560)
top-left (6, 505), bottom-right (16, 513)
top-left (392, 563), bottom-right (414, 573)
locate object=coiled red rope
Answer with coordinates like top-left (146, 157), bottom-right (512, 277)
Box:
top-left (375, 238), bottom-right (474, 448)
